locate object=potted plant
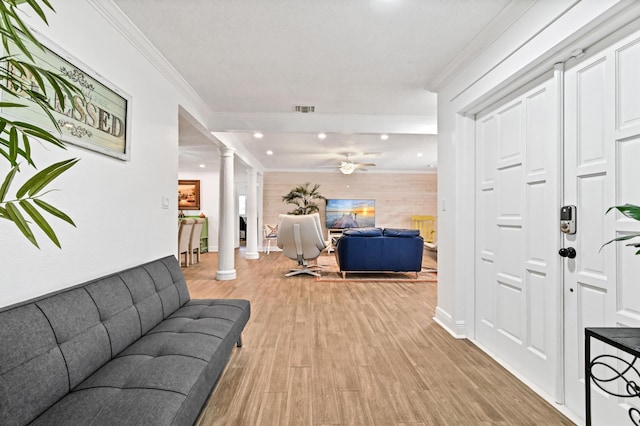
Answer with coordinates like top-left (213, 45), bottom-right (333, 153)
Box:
top-left (601, 204), bottom-right (640, 254)
top-left (281, 182), bottom-right (327, 215)
top-left (0, 0), bottom-right (81, 248)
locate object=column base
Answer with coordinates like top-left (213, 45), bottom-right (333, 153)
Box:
top-left (215, 269), bottom-right (237, 280)
top-left (245, 251), bottom-right (259, 260)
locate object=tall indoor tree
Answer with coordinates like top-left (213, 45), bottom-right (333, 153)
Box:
top-left (0, 0), bottom-right (80, 248)
top-left (282, 182), bottom-right (327, 215)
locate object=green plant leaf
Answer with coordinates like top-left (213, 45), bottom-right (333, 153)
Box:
top-left (0, 1), bottom-right (78, 250)
top-left (22, 133), bottom-right (33, 166)
top-left (0, 147), bottom-right (10, 162)
top-left (19, 199), bottom-right (60, 247)
top-left (16, 158), bottom-right (78, 198)
top-left (5, 201), bottom-right (38, 248)
top-left (600, 233), bottom-right (640, 252)
top-left (0, 164), bottom-right (18, 202)
top-left (8, 125), bottom-right (18, 164)
top-left (6, 8), bottom-right (43, 58)
top-left (0, 101), bottom-right (27, 108)
top-left (1, 11), bottom-right (32, 62)
top-left (14, 121), bottom-right (65, 148)
top-left (22, 0), bottom-right (50, 24)
top-left (33, 198), bottom-right (75, 227)
top-left (605, 204), bottom-right (640, 221)
top-left (17, 62), bottom-right (46, 95)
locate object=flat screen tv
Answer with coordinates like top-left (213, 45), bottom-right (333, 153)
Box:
top-left (325, 199), bottom-right (375, 229)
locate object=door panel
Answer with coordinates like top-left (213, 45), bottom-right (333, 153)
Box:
top-left (475, 76), bottom-right (561, 398)
top-left (564, 28), bottom-right (640, 424)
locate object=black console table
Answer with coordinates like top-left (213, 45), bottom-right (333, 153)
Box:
top-left (585, 328), bottom-right (640, 425)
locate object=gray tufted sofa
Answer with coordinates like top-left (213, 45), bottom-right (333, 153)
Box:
top-left (0, 255), bottom-right (250, 426)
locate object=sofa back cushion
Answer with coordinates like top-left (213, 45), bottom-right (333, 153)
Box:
top-left (144, 257), bottom-right (187, 317)
top-left (0, 305), bottom-right (69, 426)
top-left (37, 289), bottom-right (112, 389)
top-left (383, 228), bottom-right (421, 237)
top-left (342, 227), bottom-right (383, 237)
top-left (86, 275), bottom-right (142, 357)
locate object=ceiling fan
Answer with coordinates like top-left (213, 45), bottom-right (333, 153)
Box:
top-left (338, 153), bottom-right (376, 175)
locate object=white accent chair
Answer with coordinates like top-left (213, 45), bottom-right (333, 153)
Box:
top-left (277, 213), bottom-right (327, 277)
top-left (178, 219), bottom-right (195, 266)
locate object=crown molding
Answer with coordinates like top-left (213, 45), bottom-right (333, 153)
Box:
top-left (87, 0), bottom-right (213, 119)
top-left (427, 0), bottom-right (536, 93)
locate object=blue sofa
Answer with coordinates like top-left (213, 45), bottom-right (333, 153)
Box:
top-left (334, 227), bottom-right (424, 278)
top-left (0, 256), bottom-right (250, 426)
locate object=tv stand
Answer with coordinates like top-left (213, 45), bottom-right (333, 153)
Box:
top-left (327, 229), bottom-right (343, 253)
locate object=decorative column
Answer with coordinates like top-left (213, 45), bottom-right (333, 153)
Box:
top-left (245, 169), bottom-right (259, 259)
top-left (216, 147), bottom-right (237, 280)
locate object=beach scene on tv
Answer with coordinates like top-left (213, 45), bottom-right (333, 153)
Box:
top-left (326, 199), bottom-right (375, 229)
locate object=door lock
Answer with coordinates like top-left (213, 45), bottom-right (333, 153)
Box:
top-left (560, 205), bottom-right (577, 234)
top-left (559, 247), bottom-right (577, 259)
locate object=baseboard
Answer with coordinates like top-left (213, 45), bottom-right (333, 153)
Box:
top-left (433, 306), bottom-right (466, 339)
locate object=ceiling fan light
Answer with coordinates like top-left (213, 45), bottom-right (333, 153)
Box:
top-left (339, 162), bottom-right (356, 174)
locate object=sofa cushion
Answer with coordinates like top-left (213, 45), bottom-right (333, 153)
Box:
top-left (343, 227), bottom-right (383, 237)
top-left (383, 228), bottom-right (421, 237)
top-left (36, 288), bottom-right (111, 389)
top-left (31, 387), bottom-right (186, 426)
top-left (119, 267), bottom-right (165, 334)
top-left (160, 256), bottom-right (191, 306)
top-left (143, 261), bottom-right (182, 319)
top-left (75, 353), bottom-right (209, 395)
top-left (86, 275), bottom-right (141, 357)
top-left (0, 305), bottom-right (69, 426)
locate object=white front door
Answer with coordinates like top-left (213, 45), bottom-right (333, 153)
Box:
top-left (474, 25), bottom-right (640, 423)
top-left (563, 29), bottom-right (640, 424)
top-left (475, 74), bottom-right (562, 400)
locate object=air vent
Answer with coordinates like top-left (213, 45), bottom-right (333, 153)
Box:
top-left (293, 105), bottom-right (315, 113)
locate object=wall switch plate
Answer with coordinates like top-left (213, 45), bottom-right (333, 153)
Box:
top-left (162, 196), bottom-right (169, 209)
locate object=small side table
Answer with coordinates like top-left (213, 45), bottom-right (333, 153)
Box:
top-left (585, 327), bottom-right (640, 425)
top-left (326, 229), bottom-right (343, 253)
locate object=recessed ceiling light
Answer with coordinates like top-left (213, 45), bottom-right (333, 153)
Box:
top-left (380, 134), bottom-right (389, 140)
top-left (199, 164), bottom-right (206, 168)
top-left (417, 152), bottom-right (423, 157)
top-left (253, 132), bottom-right (263, 139)
top-left (318, 133), bottom-right (326, 139)
top-left (266, 150), bottom-right (273, 155)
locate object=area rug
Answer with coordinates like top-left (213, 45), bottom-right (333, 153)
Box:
top-left (314, 255), bottom-right (437, 282)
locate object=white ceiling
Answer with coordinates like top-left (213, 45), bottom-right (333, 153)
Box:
top-left (113, 0), bottom-right (533, 175)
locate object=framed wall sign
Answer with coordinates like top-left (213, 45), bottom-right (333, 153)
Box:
top-left (0, 30), bottom-right (132, 160)
top-left (178, 180), bottom-right (200, 210)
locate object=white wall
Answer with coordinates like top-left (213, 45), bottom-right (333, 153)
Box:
top-left (0, 1), bottom-right (213, 308)
top-left (263, 171), bottom-right (437, 239)
top-left (435, 0), bottom-right (640, 336)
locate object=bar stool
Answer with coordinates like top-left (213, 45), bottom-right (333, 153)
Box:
top-left (178, 219), bottom-right (195, 266)
top-left (189, 218), bottom-right (205, 264)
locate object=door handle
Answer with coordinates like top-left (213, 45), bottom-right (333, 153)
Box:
top-left (559, 247), bottom-right (577, 259)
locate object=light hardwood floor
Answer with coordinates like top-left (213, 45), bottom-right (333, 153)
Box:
top-left (187, 250), bottom-right (572, 426)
